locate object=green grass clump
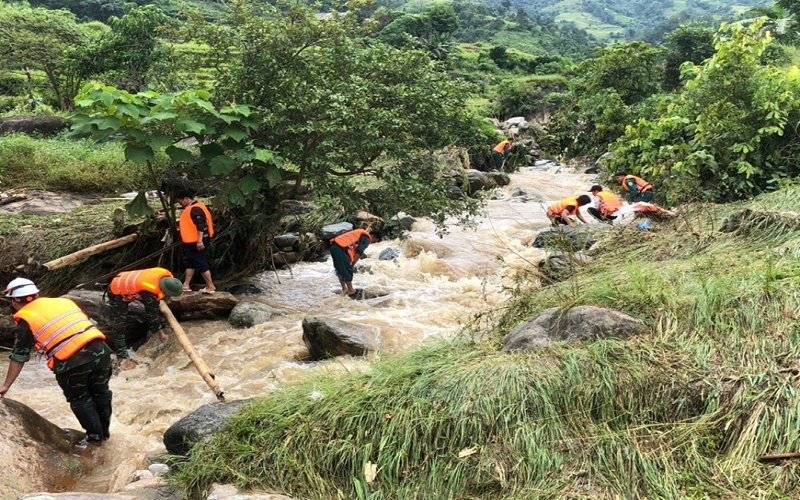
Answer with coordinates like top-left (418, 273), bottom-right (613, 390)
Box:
top-left (0, 133), bottom-right (169, 194)
top-left (170, 187), bottom-right (800, 499)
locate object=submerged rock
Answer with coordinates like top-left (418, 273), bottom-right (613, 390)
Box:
top-left (163, 399), bottom-right (254, 455)
top-left (229, 301), bottom-right (286, 328)
top-left (301, 316), bottom-right (379, 360)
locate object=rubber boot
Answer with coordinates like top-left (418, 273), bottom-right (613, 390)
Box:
top-left (70, 400), bottom-right (104, 443)
top-left (94, 393), bottom-right (113, 440)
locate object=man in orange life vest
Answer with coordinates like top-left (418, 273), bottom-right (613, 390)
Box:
top-left (175, 190), bottom-right (216, 293)
top-left (107, 267), bottom-right (184, 362)
top-left (587, 185), bottom-right (622, 224)
top-left (330, 228), bottom-right (373, 299)
top-left (615, 171), bottom-right (654, 203)
top-left (546, 195), bottom-right (591, 227)
top-left (491, 138), bottom-right (514, 169)
top-left (0, 278), bottom-right (113, 446)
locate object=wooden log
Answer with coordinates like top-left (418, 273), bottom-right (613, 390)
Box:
top-left (759, 452), bottom-right (800, 462)
top-left (159, 301), bottom-right (225, 401)
top-left (43, 233), bottom-right (139, 271)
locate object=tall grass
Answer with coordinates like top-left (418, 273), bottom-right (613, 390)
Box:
top-left (0, 133), bottom-right (170, 194)
top-left (171, 188), bottom-right (800, 499)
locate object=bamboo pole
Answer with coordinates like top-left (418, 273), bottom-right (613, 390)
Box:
top-left (158, 301), bottom-right (225, 401)
top-left (759, 452), bottom-right (800, 462)
top-left (43, 233), bottom-right (139, 271)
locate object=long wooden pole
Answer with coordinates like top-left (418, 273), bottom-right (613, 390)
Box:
top-left (43, 233), bottom-right (139, 271)
top-left (158, 301), bottom-right (225, 401)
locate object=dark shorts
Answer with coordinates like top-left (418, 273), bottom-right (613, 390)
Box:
top-left (492, 151), bottom-right (505, 168)
top-left (183, 241), bottom-right (210, 273)
top-left (330, 245), bottom-right (354, 282)
top-left (631, 191), bottom-right (654, 203)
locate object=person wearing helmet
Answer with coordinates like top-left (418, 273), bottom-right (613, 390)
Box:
top-left (0, 278), bottom-right (113, 446)
top-left (107, 267), bottom-right (184, 364)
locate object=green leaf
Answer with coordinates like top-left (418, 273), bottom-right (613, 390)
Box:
top-left (264, 164), bottom-right (282, 187)
top-left (209, 154), bottom-right (236, 175)
top-left (97, 116), bottom-right (123, 131)
top-left (124, 144), bottom-right (155, 165)
top-left (239, 175), bottom-right (262, 195)
top-left (176, 118), bottom-right (206, 135)
top-left (166, 145), bottom-right (195, 164)
top-left (124, 191), bottom-right (155, 218)
top-left (254, 148), bottom-right (274, 163)
top-left (148, 134), bottom-right (175, 149)
top-left (224, 127), bottom-right (249, 142)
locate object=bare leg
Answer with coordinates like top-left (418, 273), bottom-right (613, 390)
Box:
top-left (338, 276), bottom-right (348, 294)
top-left (344, 281), bottom-right (356, 295)
top-left (200, 270), bottom-right (216, 291)
top-left (183, 269), bottom-right (195, 290)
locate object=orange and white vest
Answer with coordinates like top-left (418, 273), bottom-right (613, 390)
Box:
top-left (179, 201), bottom-right (215, 244)
top-left (331, 229), bottom-right (371, 263)
top-left (595, 191), bottom-right (622, 217)
top-left (13, 298), bottom-right (105, 371)
top-left (110, 267), bottom-right (174, 302)
top-left (492, 140), bottom-right (513, 154)
top-left (547, 197), bottom-right (579, 218)
top-left (620, 175), bottom-right (652, 193)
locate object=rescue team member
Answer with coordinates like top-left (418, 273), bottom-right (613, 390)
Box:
top-left (491, 138), bottom-right (514, 169)
top-left (547, 195), bottom-right (591, 227)
top-left (615, 171), bottom-right (654, 203)
top-left (107, 268), bottom-right (184, 362)
top-left (0, 278), bottom-right (113, 446)
top-left (330, 229), bottom-right (373, 299)
top-left (588, 185), bottom-right (622, 223)
top-left (176, 190), bottom-right (216, 293)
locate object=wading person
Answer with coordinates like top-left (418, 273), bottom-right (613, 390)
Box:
top-left (0, 278), bottom-right (113, 446)
top-left (107, 267), bottom-right (184, 364)
top-left (175, 190), bottom-right (216, 293)
top-left (491, 138), bottom-right (514, 169)
top-left (615, 172), bottom-right (654, 203)
top-left (547, 195), bottom-right (591, 227)
top-left (588, 185), bottom-right (622, 224)
top-left (330, 228), bottom-right (373, 299)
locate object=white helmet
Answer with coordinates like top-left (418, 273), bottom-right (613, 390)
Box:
top-left (5, 278), bottom-right (40, 298)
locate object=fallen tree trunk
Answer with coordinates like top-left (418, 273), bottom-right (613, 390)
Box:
top-left (159, 300), bottom-right (225, 401)
top-left (759, 452), bottom-right (800, 462)
top-left (43, 233), bottom-right (139, 271)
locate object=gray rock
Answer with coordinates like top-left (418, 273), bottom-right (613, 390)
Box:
top-left (225, 284), bottom-right (265, 296)
top-left (207, 483), bottom-right (294, 500)
top-left (229, 301), bottom-right (285, 328)
top-left (163, 399), bottom-right (254, 455)
top-left (0, 116), bottom-right (67, 136)
top-left (379, 247), bottom-right (401, 261)
top-left (538, 252), bottom-right (591, 282)
top-left (273, 234), bottom-right (300, 250)
top-left (321, 222), bottom-right (353, 240)
top-left (532, 227), bottom-right (598, 252)
top-left (167, 291), bottom-right (238, 321)
top-left (502, 306), bottom-right (647, 351)
top-left (302, 316), bottom-right (378, 360)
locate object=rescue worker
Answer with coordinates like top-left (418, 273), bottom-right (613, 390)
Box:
top-left (175, 190), bottom-right (216, 293)
top-left (588, 185), bottom-right (622, 224)
top-left (107, 267), bottom-right (184, 362)
top-left (546, 195), bottom-right (591, 227)
top-left (615, 172), bottom-right (654, 203)
top-left (491, 138), bottom-right (514, 169)
top-left (0, 278), bottom-right (113, 446)
top-left (330, 229), bottom-right (373, 299)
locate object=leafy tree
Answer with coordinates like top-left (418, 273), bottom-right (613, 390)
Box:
top-left (662, 23), bottom-right (715, 91)
top-left (28, 0), bottom-right (129, 22)
top-left (577, 41), bottom-right (663, 105)
top-left (0, 3), bottom-right (87, 110)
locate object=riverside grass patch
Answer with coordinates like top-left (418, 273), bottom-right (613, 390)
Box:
top-left (0, 133), bottom-right (169, 194)
top-left (170, 188), bottom-right (800, 499)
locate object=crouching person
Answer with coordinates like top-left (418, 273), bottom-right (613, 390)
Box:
top-left (0, 278), bottom-right (113, 446)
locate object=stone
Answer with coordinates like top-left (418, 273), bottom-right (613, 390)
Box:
top-left (379, 247), bottom-right (401, 262)
top-left (501, 306), bottom-right (648, 351)
top-left (532, 227), bottom-right (598, 252)
top-left (273, 234), bottom-right (300, 250)
top-left (301, 316), bottom-right (379, 360)
top-left (229, 301), bottom-right (286, 328)
top-left (0, 116), bottom-right (67, 136)
top-left (107, 453), bottom-right (149, 492)
top-left (321, 222), bottom-right (353, 240)
top-left (163, 399), bottom-right (254, 455)
top-left (207, 483), bottom-right (294, 500)
top-left (167, 291), bottom-right (238, 321)
top-left (486, 171), bottom-right (511, 187)
top-left (538, 252), bottom-right (591, 282)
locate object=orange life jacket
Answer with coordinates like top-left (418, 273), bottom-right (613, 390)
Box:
top-left (13, 298), bottom-right (105, 371)
top-left (179, 201), bottom-right (215, 244)
top-left (110, 267), bottom-right (174, 302)
top-left (595, 191), bottom-right (622, 217)
top-left (492, 140), bottom-right (513, 154)
top-left (547, 197), bottom-right (579, 218)
top-left (620, 175), bottom-right (652, 193)
top-left (331, 229), bottom-right (371, 263)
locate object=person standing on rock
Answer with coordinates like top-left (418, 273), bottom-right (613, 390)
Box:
top-left (615, 172), bottom-right (654, 203)
top-left (587, 185), bottom-right (622, 224)
top-left (330, 229), bottom-right (373, 299)
top-left (547, 195), bottom-right (591, 227)
top-left (491, 138), bottom-right (514, 169)
top-left (0, 278), bottom-right (113, 446)
top-left (175, 190), bottom-right (216, 293)
top-left (106, 267), bottom-right (184, 367)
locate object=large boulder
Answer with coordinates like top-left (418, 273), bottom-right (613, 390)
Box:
top-left (320, 222), bottom-right (353, 241)
top-left (166, 291), bottom-right (238, 320)
top-left (532, 227), bottom-right (599, 252)
top-left (229, 301), bottom-right (286, 328)
top-left (163, 399), bottom-right (254, 455)
top-left (62, 290), bottom-right (150, 352)
top-left (449, 169), bottom-right (497, 195)
top-left (538, 252), bottom-right (591, 282)
top-left (501, 306), bottom-right (648, 351)
top-left (0, 398), bottom-right (83, 499)
top-left (301, 317), bottom-right (379, 360)
top-left (0, 116), bottom-right (67, 136)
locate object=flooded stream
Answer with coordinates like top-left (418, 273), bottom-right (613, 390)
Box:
top-left (2, 164), bottom-right (598, 493)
